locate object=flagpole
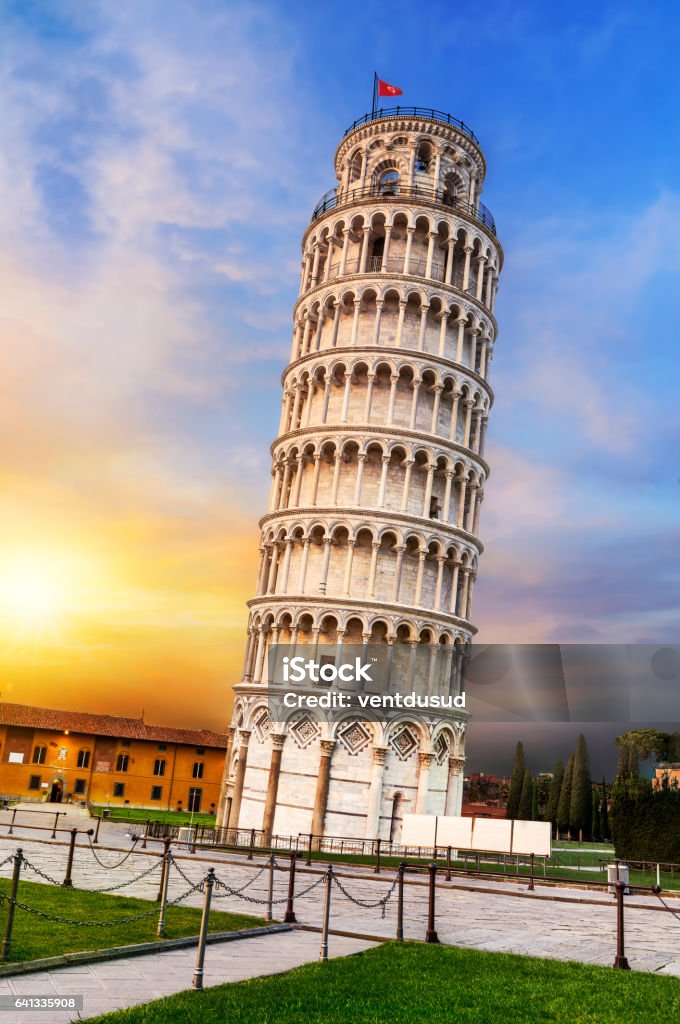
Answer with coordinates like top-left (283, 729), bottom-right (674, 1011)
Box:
top-left (372, 72), bottom-right (377, 115)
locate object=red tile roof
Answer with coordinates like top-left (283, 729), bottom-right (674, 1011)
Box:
top-left (0, 702), bottom-right (227, 749)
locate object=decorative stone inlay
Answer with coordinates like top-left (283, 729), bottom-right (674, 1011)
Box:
top-left (337, 720), bottom-right (373, 756)
top-left (253, 708), bottom-right (271, 742)
top-left (433, 733), bottom-right (450, 765)
top-left (290, 715), bottom-right (321, 749)
top-left (389, 725), bottom-right (419, 761)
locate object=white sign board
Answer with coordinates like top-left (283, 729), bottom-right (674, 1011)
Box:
top-left (401, 813), bottom-right (437, 848)
top-left (436, 816), bottom-right (473, 849)
top-left (8, 752), bottom-right (24, 764)
top-left (470, 817), bottom-right (513, 853)
top-left (511, 820), bottom-right (552, 857)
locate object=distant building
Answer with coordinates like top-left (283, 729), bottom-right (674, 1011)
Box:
top-left (0, 702), bottom-right (227, 813)
top-left (655, 763), bottom-right (680, 789)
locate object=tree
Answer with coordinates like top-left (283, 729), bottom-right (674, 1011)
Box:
top-left (615, 729), bottom-right (667, 761)
top-left (531, 780), bottom-right (539, 821)
top-left (600, 778), bottom-right (610, 841)
top-left (668, 732), bottom-right (680, 761)
top-left (518, 769), bottom-right (533, 820)
top-left (627, 743), bottom-right (640, 779)
top-left (570, 734), bottom-right (593, 839)
top-left (616, 743), bottom-right (630, 781)
top-left (545, 760), bottom-right (564, 834)
top-left (506, 742), bottom-right (526, 819)
top-left (556, 754), bottom-right (574, 837)
top-left (591, 788), bottom-right (601, 841)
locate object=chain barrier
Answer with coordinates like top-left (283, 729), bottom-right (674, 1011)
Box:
top-left (213, 870), bottom-right (325, 906)
top-left (0, 853), bottom-right (16, 869)
top-left (0, 878), bottom-right (204, 929)
top-left (87, 837), bottom-right (141, 870)
top-left (170, 854), bottom-right (200, 888)
top-left (654, 890), bottom-right (680, 926)
top-left (332, 872), bottom-right (399, 918)
top-left (21, 853), bottom-right (161, 894)
top-left (21, 857), bottom-right (63, 887)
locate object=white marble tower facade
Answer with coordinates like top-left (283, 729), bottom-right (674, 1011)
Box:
top-left (218, 107), bottom-right (503, 843)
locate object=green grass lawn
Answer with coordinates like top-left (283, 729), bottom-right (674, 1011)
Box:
top-left (87, 941), bottom-right (680, 1024)
top-left (0, 877), bottom-right (263, 963)
top-left (93, 807), bottom-right (217, 828)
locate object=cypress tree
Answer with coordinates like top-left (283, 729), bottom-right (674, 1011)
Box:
top-left (591, 788), bottom-right (601, 841)
top-left (627, 743), bottom-right (640, 779)
top-left (556, 753), bottom-right (574, 837)
top-left (545, 759), bottom-right (564, 832)
top-left (506, 741), bottom-right (526, 819)
top-left (600, 778), bottom-right (610, 841)
top-left (570, 734), bottom-right (593, 839)
top-left (531, 780), bottom-right (539, 821)
top-left (518, 769), bottom-right (533, 820)
top-left (616, 743), bottom-right (630, 781)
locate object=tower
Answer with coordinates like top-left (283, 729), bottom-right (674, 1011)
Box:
top-left (218, 105), bottom-right (502, 843)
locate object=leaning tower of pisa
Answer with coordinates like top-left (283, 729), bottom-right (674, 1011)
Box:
top-left (218, 106), bottom-right (502, 843)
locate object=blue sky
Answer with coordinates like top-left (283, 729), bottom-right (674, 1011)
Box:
top-left (0, 0), bottom-right (678, 738)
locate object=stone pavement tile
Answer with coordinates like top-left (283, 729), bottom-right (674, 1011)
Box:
top-left (87, 961), bottom-right (145, 978)
top-left (50, 975), bottom-right (105, 993)
top-left (8, 977), bottom-right (58, 994)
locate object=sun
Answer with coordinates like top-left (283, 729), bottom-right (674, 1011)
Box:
top-left (0, 560), bottom-right (64, 628)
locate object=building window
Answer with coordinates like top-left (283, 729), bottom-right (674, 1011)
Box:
top-left (74, 779), bottom-right (86, 795)
top-left (77, 750), bottom-right (90, 769)
top-left (157, 743), bottom-right (167, 751)
top-left (192, 762), bottom-right (204, 779)
top-left (377, 169), bottom-right (399, 196)
top-left (154, 759), bottom-right (166, 777)
top-left (151, 785), bottom-right (162, 801)
top-left (188, 787), bottom-right (202, 812)
top-left (195, 747), bottom-right (205, 755)
top-left (32, 746), bottom-right (47, 765)
top-left (28, 775), bottom-right (41, 790)
top-left (116, 754), bottom-right (129, 772)
top-left (113, 782), bottom-right (125, 797)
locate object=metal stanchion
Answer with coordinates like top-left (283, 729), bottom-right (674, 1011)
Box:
top-left (247, 829), bottom-right (255, 861)
top-left (142, 819), bottom-right (150, 850)
top-left (51, 812), bottom-right (60, 840)
top-left (374, 838), bottom-right (381, 875)
top-left (319, 866), bottom-right (333, 962)
top-left (307, 833), bottom-right (313, 866)
top-left (63, 828), bottom-right (78, 887)
top-left (7, 809), bottom-right (16, 837)
top-left (192, 868), bottom-right (215, 991)
top-left (446, 846), bottom-right (452, 882)
top-left (156, 837), bottom-right (171, 902)
top-left (1, 849), bottom-right (23, 962)
top-left (613, 880), bottom-right (630, 969)
top-left (425, 862), bottom-right (439, 944)
top-left (528, 852), bottom-right (535, 892)
top-left (92, 815), bottom-right (102, 844)
top-left (265, 853), bottom-right (275, 923)
top-left (396, 861), bottom-right (406, 941)
top-left (157, 845), bottom-right (172, 938)
top-left (284, 851), bottom-right (298, 923)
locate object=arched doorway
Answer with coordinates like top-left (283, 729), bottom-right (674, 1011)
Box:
top-left (49, 778), bottom-right (64, 803)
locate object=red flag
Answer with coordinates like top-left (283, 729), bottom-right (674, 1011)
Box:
top-left (378, 79), bottom-right (403, 98)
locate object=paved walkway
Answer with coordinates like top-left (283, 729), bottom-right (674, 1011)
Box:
top-left (0, 930), bottom-right (375, 1023)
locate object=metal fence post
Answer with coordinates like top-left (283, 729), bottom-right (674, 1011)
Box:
top-left (425, 862), bottom-right (439, 944)
top-left (307, 833), bottom-right (313, 866)
top-left (157, 846), bottom-right (172, 938)
top-left (93, 814), bottom-right (102, 844)
top-left (446, 846), bottom-right (452, 882)
top-left (319, 866), bottom-right (333, 962)
top-left (8, 809), bottom-right (16, 836)
top-left (1, 848), bottom-right (23, 962)
top-left (265, 853), bottom-right (275, 923)
top-left (374, 838), bottom-right (381, 875)
top-left (142, 819), bottom-right (149, 850)
top-left (528, 852), bottom-right (535, 892)
top-left (396, 861), bottom-right (406, 940)
top-left (247, 828), bottom-right (255, 861)
top-left (284, 851), bottom-right (298, 923)
top-left (156, 837), bottom-right (171, 902)
top-left (192, 868), bottom-right (215, 990)
top-left (613, 880), bottom-right (630, 969)
top-left (63, 828), bottom-right (78, 887)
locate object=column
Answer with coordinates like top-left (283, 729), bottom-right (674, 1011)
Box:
top-left (449, 561), bottom-right (461, 614)
top-left (409, 379), bottom-right (421, 429)
top-left (253, 626), bottom-right (268, 682)
top-left (403, 226), bottom-right (415, 275)
top-left (400, 459), bottom-right (414, 512)
top-left (365, 746), bottom-right (389, 838)
top-left (462, 246), bottom-right (473, 291)
top-left (417, 305), bottom-right (429, 351)
top-left (279, 538), bottom-right (294, 592)
top-left (364, 373), bottom-right (376, 421)
top-left (445, 239), bottom-right (455, 285)
top-left (262, 734), bottom-right (286, 841)
top-left (387, 373), bottom-right (399, 424)
top-left (467, 573), bottom-right (476, 618)
top-left (310, 243), bottom-right (321, 287)
top-left (298, 538), bottom-right (311, 591)
top-left (319, 537), bottom-right (332, 593)
top-left (313, 314), bottom-right (325, 352)
top-left (227, 729), bottom-right (251, 831)
top-left (329, 301), bottom-right (341, 348)
top-left (475, 257), bottom-right (486, 301)
top-left (438, 312), bottom-right (449, 357)
top-left (443, 470), bottom-right (454, 523)
top-left (381, 226), bottom-right (392, 272)
top-left (434, 555), bottom-right (446, 609)
top-left (479, 337), bottom-right (488, 377)
top-left (359, 227), bottom-right (370, 274)
top-left (377, 454), bottom-right (390, 507)
top-left (414, 550), bottom-right (426, 605)
top-left (279, 390), bottom-right (293, 434)
top-left (430, 384), bottom-right (443, 434)
top-left (310, 739), bottom-right (336, 840)
top-left (342, 539), bottom-right (355, 595)
top-left (350, 298), bottom-right (361, 346)
top-left (469, 328), bottom-right (481, 372)
top-left (372, 298), bottom-right (384, 345)
top-left (291, 455), bottom-right (305, 506)
top-left (366, 541), bottom-right (380, 599)
top-left (415, 752), bottom-right (434, 813)
top-left (460, 568), bottom-right (471, 619)
top-left (448, 387), bottom-right (461, 441)
top-left (340, 373), bottom-right (352, 422)
top-left (310, 452), bottom-right (322, 504)
top-left (392, 545), bottom-right (405, 601)
top-left (338, 228), bottom-right (351, 275)
top-left (456, 476), bottom-right (468, 529)
top-left (353, 452), bottom-right (366, 505)
top-left (302, 384), bottom-right (315, 427)
top-left (466, 483), bottom-right (478, 532)
top-left (444, 756), bottom-right (466, 816)
top-left (474, 489), bottom-right (483, 536)
top-left (324, 238), bottom-right (335, 282)
top-left (425, 231), bottom-right (437, 278)
top-left (216, 726), bottom-right (235, 826)
top-left (484, 265), bottom-right (494, 307)
top-left (432, 147), bottom-right (442, 188)
top-left (290, 387), bottom-right (303, 432)
top-left (479, 417), bottom-right (488, 457)
top-left (321, 380), bottom-right (331, 423)
top-left (330, 451), bottom-right (342, 504)
top-left (265, 544), bottom-right (280, 594)
top-left (421, 463), bottom-right (435, 517)
top-left (455, 316), bottom-right (466, 363)
top-left (395, 300), bottom-right (407, 347)
top-left (463, 399), bottom-right (474, 447)
top-left (256, 547), bottom-right (270, 595)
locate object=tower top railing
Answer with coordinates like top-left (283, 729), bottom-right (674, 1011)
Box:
top-left (344, 107), bottom-right (479, 145)
top-left (311, 182), bottom-right (496, 235)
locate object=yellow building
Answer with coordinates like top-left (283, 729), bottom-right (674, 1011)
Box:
top-left (0, 702), bottom-right (227, 813)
